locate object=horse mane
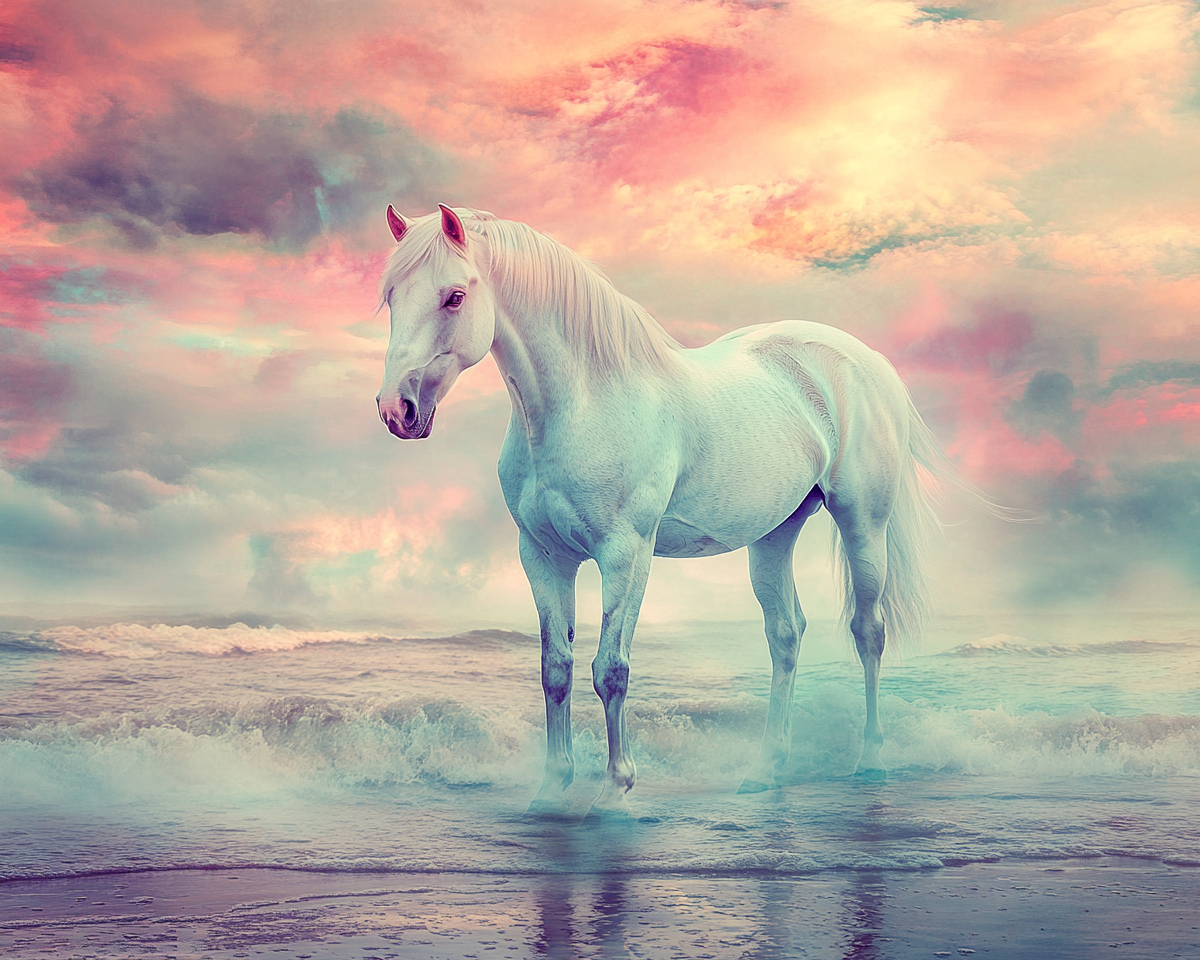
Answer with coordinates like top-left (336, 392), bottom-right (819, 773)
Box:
top-left (380, 209), bottom-right (682, 375)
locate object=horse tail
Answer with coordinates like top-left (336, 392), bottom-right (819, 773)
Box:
top-left (833, 388), bottom-right (1010, 653)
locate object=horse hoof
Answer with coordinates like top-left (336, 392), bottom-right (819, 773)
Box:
top-left (585, 791), bottom-right (633, 822)
top-left (584, 804), bottom-right (633, 823)
top-left (736, 777), bottom-right (778, 794)
top-left (853, 766), bottom-right (887, 782)
top-left (527, 795), bottom-right (570, 816)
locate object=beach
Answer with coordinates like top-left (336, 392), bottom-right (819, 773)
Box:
top-left (3, 859), bottom-right (1198, 959)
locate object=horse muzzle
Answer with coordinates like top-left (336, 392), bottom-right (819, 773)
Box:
top-left (378, 396), bottom-right (436, 440)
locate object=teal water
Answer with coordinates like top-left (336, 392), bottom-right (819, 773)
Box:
top-left (1, 614), bottom-right (1197, 882)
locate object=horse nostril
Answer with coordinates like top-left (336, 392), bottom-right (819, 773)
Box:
top-left (401, 398), bottom-right (417, 427)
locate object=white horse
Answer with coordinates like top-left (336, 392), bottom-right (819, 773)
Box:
top-left (376, 204), bottom-right (955, 815)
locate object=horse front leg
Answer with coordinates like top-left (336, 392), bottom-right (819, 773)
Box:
top-left (520, 533), bottom-right (581, 814)
top-left (589, 533), bottom-right (655, 817)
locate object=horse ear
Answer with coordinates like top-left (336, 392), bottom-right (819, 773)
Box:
top-left (438, 203), bottom-right (468, 248)
top-left (386, 205), bottom-right (409, 243)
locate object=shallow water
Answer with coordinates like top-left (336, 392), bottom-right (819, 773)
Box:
top-left (2, 613), bottom-right (1198, 885)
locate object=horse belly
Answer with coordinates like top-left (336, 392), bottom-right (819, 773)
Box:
top-left (656, 439), bottom-right (822, 557)
top-left (654, 518), bottom-right (738, 557)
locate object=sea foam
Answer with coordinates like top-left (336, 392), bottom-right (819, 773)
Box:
top-left (943, 634), bottom-right (1200, 658)
top-left (36, 622), bottom-right (377, 659)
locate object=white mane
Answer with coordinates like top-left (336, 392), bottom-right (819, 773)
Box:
top-left (380, 210), bottom-right (682, 375)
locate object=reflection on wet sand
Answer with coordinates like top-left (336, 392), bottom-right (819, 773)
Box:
top-left (840, 871), bottom-right (890, 960)
top-left (534, 878), bottom-right (576, 959)
top-left (590, 877), bottom-right (629, 959)
top-left (515, 784), bottom-right (924, 959)
top-left (2, 858), bottom-right (1197, 959)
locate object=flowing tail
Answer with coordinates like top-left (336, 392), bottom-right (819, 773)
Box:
top-left (833, 390), bottom-right (1011, 653)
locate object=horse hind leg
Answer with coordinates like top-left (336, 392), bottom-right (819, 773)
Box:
top-left (739, 489), bottom-right (822, 794)
top-left (828, 505), bottom-right (890, 778)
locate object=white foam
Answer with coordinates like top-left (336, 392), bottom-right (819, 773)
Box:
top-left (5, 688), bottom-right (1196, 827)
top-left (943, 634), bottom-right (1200, 658)
top-left (0, 696), bottom-right (547, 812)
top-left (39, 622), bottom-right (376, 659)
top-left (874, 696), bottom-right (1200, 777)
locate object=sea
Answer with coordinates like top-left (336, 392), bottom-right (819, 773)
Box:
top-left (2, 610), bottom-right (1197, 891)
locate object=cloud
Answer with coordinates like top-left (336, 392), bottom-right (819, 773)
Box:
top-left (1012, 459), bottom-right (1200, 603)
top-left (0, 330), bottom-right (74, 459)
top-left (0, 314), bottom-right (518, 614)
top-left (246, 484), bottom-right (511, 609)
top-left (247, 533), bottom-right (319, 607)
top-left (14, 92), bottom-right (452, 249)
top-left (253, 351), bottom-right (313, 392)
top-left (1104, 360), bottom-right (1200, 395)
top-left (1008, 370), bottom-right (1081, 442)
top-left (0, 257), bottom-right (144, 330)
top-left (904, 312), bottom-right (1035, 375)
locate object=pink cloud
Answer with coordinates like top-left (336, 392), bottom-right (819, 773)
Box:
top-left (0, 261), bottom-right (59, 329)
top-left (0, 258), bottom-right (147, 331)
top-left (0, 352), bottom-right (72, 460)
top-left (1084, 383), bottom-right (1200, 460)
top-left (903, 312), bottom-right (1035, 375)
top-left (2, 0), bottom-right (1198, 614)
top-left (949, 419), bottom-right (1077, 480)
top-left (269, 484), bottom-right (478, 591)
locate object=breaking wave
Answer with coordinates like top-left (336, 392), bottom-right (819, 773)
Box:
top-left (1, 624), bottom-right (529, 659)
top-left (941, 634), bottom-right (1200, 658)
top-left (4, 689), bottom-right (1197, 819)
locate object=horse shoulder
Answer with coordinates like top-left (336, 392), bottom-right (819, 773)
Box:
top-left (499, 387), bottom-right (679, 557)
top-left (497, 415), bottom-right (534, 517)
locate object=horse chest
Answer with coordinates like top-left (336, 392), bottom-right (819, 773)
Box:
top-left (499, 440), bottom-right (603, 559)
top-left (499, 425), bottom-right (674, 560)
top-left (521, 476), bottom-right (596, 556)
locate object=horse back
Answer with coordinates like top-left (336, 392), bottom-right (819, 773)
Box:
top-left (658, 321), bottom-right (909, 551)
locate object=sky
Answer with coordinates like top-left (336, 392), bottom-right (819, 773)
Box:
top-left (1, 0), bottom-right (1198, 631)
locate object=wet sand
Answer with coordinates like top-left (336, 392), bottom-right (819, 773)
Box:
top-left (2, 858), bottom-right (1197, 959)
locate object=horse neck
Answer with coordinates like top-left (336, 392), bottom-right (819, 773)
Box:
top-left (481, 220), bottom-right (679, 434)
top-left (489, 297), bottom-right (585, 435)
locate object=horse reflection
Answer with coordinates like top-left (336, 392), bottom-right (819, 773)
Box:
top-left (840, 871), bottom-right (891, 960)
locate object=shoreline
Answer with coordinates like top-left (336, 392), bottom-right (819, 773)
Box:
top-left (3, 857), bottom-right (1197, 959)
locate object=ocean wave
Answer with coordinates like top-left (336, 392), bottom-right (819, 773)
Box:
top-left (873, 698), bottom-right (1200, 778)
top-left (19, 622), bottom-right (1197, 663)
top-left (3, 688), bottom-right (1198, 820)
top-left (4, 844), bottom-right (1196, 884)
top-left (0, 695), bottom-right (547, 806)
top-left (0, 632), bottom-right (59, 655)
top-left (941, 634), bottom-right (1200, 658)
top-left (33, 622), bottom-right (378, 658)
top-left (13, 623), bottom-right (530, 659)
top-left (0, 852), bottom-right (958, 884)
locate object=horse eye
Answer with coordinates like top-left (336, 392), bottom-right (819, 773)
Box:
top-left (445, 291), bottom-right (465, 309)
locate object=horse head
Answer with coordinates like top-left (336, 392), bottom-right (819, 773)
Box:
top-left (376, 204), bottom-right (496, 440)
